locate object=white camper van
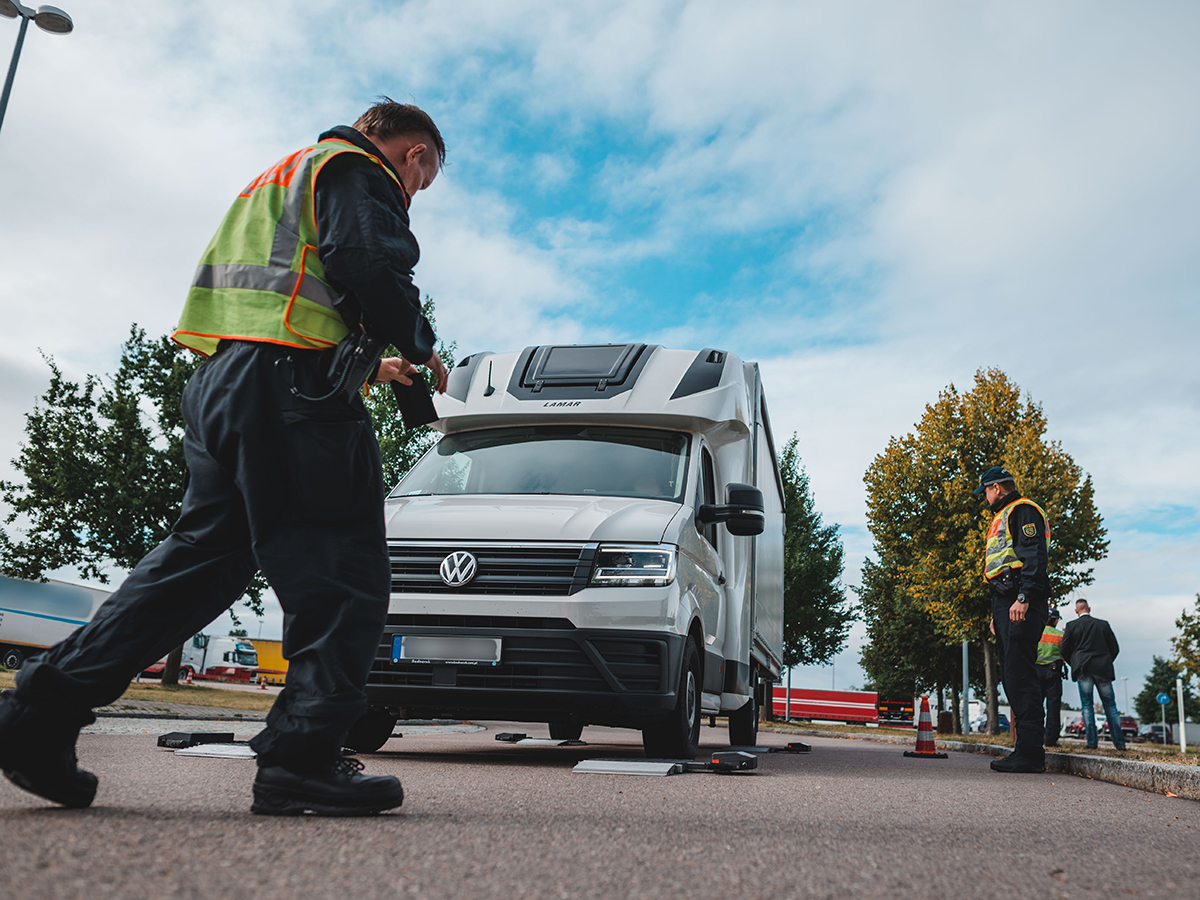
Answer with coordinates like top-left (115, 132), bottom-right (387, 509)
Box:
top-left (353, 343), bottom-right (786, 759)
top-left (0, 576), bottom-right (110, 670)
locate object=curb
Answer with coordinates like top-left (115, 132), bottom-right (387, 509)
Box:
top-left (761, 724), bottom-right (1200, 801)
top-left (95, 711), bottom-right (267, 721)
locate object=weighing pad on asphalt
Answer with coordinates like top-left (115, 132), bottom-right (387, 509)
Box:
top-left (175, 743), bottom-right (257, 759)
top-left (572, 759), bottom-right (684, 776)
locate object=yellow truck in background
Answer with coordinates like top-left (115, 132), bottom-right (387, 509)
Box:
top-left (253, 638), bottom-right (288, 685)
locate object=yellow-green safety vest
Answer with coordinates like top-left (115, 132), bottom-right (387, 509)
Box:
top-left (983, 497), bottom-right (1050, 582)
top-left (1037, 626), bottom-right (1064, 665)
top-left (172, 138), bottom-right (403, 357)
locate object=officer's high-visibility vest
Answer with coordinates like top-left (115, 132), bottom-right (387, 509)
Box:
top-left (172, 138), bottom-right (405, 357)
top-left (1037, 625), bottom-right (1064, 665)
top-left (983, 496), bottom-right (1050, 581)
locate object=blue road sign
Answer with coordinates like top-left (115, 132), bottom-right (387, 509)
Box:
top-left (1157, 692), bottom-right (1171, 706)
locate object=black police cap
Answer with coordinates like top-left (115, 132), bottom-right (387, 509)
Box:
top-left (973, 466), bottom-right (1015, 495)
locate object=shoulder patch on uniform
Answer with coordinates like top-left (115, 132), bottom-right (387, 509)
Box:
top-left (1022, 523), bottom-right (1038, 537)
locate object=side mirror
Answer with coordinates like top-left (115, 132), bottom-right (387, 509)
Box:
top-left (697, 483), bottom-right (765, 536)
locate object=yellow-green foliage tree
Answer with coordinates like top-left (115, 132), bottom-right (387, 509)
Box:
top-left (1173, 594), bottom-right (1200, 679)
top-left (862, 368), bottom-right (1108, 731)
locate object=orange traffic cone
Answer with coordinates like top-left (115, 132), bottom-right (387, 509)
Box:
top-left (185, 669), bottom-right (193, 684)
top-left (904, 695), bottom-right (948, 759)
top-left (259, 678), bottom-right (268, 690)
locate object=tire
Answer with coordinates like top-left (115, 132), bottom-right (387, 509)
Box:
top-left (344, 710), bottom-right (398, 753)
top-left (2, 647), bottom-right (23, 671)
top-left (642, 638), bottom-right (701, 759)
top-left (728, 672), bottom-right (758, 747)
top-left (549, 722), bottom-right (584, 741)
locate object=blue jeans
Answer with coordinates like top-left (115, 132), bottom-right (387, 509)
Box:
top-left (1078, 677), bottom-right (1125, 748)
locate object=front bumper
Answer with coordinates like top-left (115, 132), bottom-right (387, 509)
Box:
top-left (364, 619), bottom-right (685, 727)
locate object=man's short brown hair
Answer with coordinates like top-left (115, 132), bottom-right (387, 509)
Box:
top-left (353, 97), bottom-right (446, 168)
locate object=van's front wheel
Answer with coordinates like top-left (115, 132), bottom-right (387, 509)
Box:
top-left (344, 710), bottom-right (398, 753)
top-left (641, 638), bottom-right (701, 759)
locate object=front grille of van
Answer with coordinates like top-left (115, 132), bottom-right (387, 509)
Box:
top-left (387, 542), bottom-right (592, 596)
top-left (367, 632), bottom-right (666, 694)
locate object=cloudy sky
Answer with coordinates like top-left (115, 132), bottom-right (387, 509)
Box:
top-left (1, 1), bottom-right (1196, 710)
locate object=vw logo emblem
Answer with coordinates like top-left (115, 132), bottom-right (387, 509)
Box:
top-left (439, 551), bottom-right (478, 587)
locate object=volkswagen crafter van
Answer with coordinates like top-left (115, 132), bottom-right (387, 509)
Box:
top-left (352, 343), bottom-right (785, 759)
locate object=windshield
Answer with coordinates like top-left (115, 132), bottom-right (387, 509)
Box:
top-left (392, 426), bottom-right (690, 502)
top-left (235, 645), bottom-right (257, 667)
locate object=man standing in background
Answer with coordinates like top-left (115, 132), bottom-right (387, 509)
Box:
top-left (1036, 607), bottom-right (1065, 747)
top-left (1061, 598), bottom-right (1126, 750)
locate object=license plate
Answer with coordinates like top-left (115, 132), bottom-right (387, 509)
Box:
top-left (392, 635), bottom-right (502, 666)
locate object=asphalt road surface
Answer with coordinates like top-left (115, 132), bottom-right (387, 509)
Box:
top-left (1, 722), bottom-right (1195, 900)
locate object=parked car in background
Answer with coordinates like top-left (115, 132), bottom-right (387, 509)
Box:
top-left (1065, 717), bottom-right (1085, 738)
top-left (971, 713), bottom-right (1010, 734)
top-left (1139, 723), bottom-right (1173, 744)
top-left (1100, 715), bottom-right (1139, 742)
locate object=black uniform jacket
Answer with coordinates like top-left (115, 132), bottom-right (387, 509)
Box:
top-left (989, 490), bottom-right (1051, 602)
top-left (1061, 614), bottom-right (1120, 682)
top-left (312, 125), bottom-right (437, 366)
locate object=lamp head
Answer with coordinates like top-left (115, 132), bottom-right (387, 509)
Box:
top-left (33, 4), bottom-right (72, 33)
top-left (0, 0), bottom-right (33, 19)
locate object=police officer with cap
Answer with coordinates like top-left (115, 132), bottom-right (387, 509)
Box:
top-left (976, 466), bottom-right (1051, 773)
top-left (1036, 607), bottom-right (1065, 747)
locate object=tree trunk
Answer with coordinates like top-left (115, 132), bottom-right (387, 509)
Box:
top-left (161, 644), bottom-right (184, 686)
top-left (984, 640), bottom-right (999, 735)
top-left (951, 684), bottom-right (961, 734)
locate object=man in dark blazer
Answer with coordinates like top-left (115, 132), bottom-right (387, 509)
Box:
top-left (1061, 598), bottom-right (1126, 750)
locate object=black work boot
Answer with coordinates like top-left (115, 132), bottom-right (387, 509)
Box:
top-left (0, 691), bottom-right (98, 808)
top-left (990, 750), bottom-right (1046, 773)
top-left (251, 756), bottom-right (403, 816)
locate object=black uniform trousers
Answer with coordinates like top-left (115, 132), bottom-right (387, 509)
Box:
top-left (15, 340), bottom-right (390, 773)
top-left (1035, 662), bottom-right (1063, 744)
top-left (991, 586), bottom-right (1048, 762)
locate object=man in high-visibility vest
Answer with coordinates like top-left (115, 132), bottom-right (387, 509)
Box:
top-left (1035, 607), bottom-right (1065, 746)
top-left (0, 100), bottom-right (449, 816)
top-left (976, 466), bottom-right (1050, 773)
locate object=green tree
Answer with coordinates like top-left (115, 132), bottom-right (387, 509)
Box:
top-left (362, 297), bottom-right (456, 489)
top-left (1171, 593), bottom-right (1200, 678)
top-left (862, 368), bottom-right (1108, 733)
top-left (1134, 655), bottom-right (1199, 725)
top-left (779, 436), bottom-right (851, 668)
top-left (0, 326), bottom-right (265, 682)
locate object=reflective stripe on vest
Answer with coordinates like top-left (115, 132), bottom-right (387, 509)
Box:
top-left (1037, 626), bottom-right (1063, 665)
top-left (983, 497), bottom-right (1050, 581)
top-left (172, 139), bottom-right (403, 357)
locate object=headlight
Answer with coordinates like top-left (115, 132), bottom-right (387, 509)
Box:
top-left (589, 545), bottom-right (676, 587)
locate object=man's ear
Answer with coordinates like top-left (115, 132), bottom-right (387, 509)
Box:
top-left (406, 142), bottom-right (428, 166)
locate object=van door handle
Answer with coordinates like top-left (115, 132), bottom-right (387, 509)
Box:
top-left (717, 574), bottom-right (726, 585)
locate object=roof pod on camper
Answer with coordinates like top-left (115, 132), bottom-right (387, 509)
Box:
top-left (433, 344), bottom-right (755, 438)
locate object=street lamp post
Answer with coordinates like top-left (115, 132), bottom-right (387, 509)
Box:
top-left (1121, 676), bottom-right (1129, 715)
top-left (0, 1), bottom-right (73, 138)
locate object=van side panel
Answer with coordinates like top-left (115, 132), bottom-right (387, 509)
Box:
top-left (753, 389), bottom-right (785, 672)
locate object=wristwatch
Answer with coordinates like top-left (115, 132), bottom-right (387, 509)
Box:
top-left (1015, 593), bottom-right (1028, 605)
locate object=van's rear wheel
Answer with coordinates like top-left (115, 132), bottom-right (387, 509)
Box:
top-left (2, 647), bottom-right (23, 670)
top-left (728, 673), bottom-right (758, 747)
top-left (642, 638), bottom-right (701, 759)
top-left (344, 710), bottom-right (398, 753)
top-left (549, 722), bottom-right (583, 741)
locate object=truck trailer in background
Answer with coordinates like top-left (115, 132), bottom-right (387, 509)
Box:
top-left (772, 687), bottom-right (915, 727)
top-left (0, 575), bottom-right (110, 670)
top-left (252, 638), bottom-right (288, 685)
